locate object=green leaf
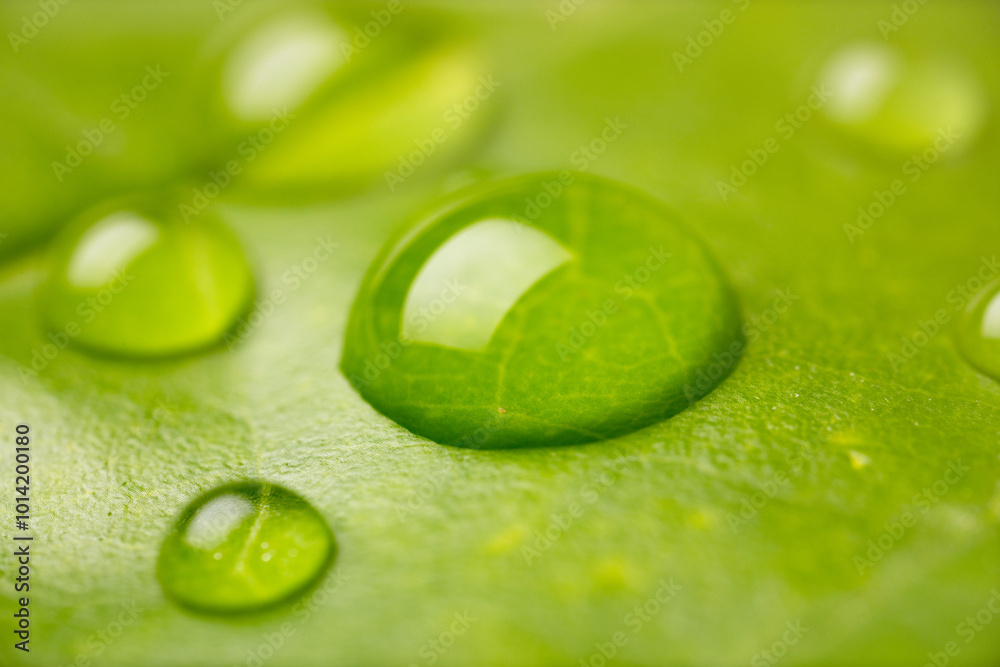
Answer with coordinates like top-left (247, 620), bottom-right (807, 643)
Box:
top-left (2, 1), bottom-right (1000, 666)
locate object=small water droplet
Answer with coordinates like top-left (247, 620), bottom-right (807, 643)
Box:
top-left (956, 279), bottom-right (1000, 381)
top-left (157, 482), bottom-right (335, 614)
top-left (342, 173), bottom-right (742, 449)
top-left (819, 43), bottom-right (987, 155)
top-left (40, 194), bottom-right (254, 358)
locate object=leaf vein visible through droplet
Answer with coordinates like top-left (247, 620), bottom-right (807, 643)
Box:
top-left (232, 486), bottom-right (271, 586)
top-left (504, 411), bottom-right (606, 441)
top-left (631, 290), bottom-right (690, 368)
top-left (491, 290), bottom-right (532, 413)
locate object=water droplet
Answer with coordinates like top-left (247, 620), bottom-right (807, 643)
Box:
top-left (342, 173), bottom-right (742, 449)
top-left (201, 9), bottom-right (492, 196)
top-left (221, 11), bottom-right (348, 124)
top-left (157, 482), bottom-right (335, 614)
top-left (40, 194), bottom-right (254, 358)
top-left (956, 279), bottom-right (1000, 381)
top-left (240, 42), bottom-right (492, 194)
top-left (819, 43), bottom-right (987, 155)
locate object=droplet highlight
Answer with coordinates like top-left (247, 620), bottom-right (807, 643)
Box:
top-left (157, 482), bottom-right (335, 614)
top-left (40, 194), bottom-right (254, 358)
top-left (819, 43), bottom-right (987, 155)
top-left (221, 11), bottom-right (348, 124)
top-left (401, 218), bottom-right (573, 350)
top-left (956, 278), bottom-right (1000, 381)
top-left (342, 173), bottom-right (743, 449)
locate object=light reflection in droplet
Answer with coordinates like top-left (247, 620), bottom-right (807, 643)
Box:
top-left (223, 12), bottom-right (346, 123)
top-left (402, 218), bottom-right (573, 350)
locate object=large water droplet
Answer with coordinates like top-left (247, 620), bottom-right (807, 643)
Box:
top-left (40, 194), bottom-right (254, 358)
top-left (157, 482), bottom-right (335, 614)
top-left (342, 173), bottom-right (743, 449)
top-left (956, 279), bottom-right (1000, 381)
top-left (819, 43), bottom-right (987, 155)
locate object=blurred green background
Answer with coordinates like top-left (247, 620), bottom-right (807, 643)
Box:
top-left (2, 1), bottom-right (1000, 665)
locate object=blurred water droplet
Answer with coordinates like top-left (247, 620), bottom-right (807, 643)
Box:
top-left (222, 12), bottom-right (347, 123)
top-left (40, 194), bottom-right (254, 358)
top-left (819, 43), bottom-right (987, 155)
